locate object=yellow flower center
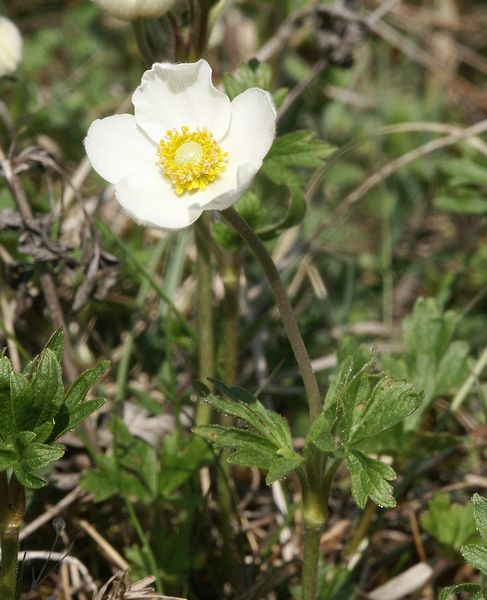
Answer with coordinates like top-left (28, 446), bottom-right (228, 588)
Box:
top-left (157, 126), bottom-right (228, 195)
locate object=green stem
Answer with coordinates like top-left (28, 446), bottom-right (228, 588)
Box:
top-left (123, 499), bottom-right (163, 594)
top-left (0, 475), bottom-right (25, 600)
top-left (195, 218), bottom-right (215, 426)
top-left (220, 208), bottom-right (321, 421)
top-left (302, 525), bottom-right (321, 600)
top-left (218, 251), bottom-right (241, 587)
top-left (222, 252), bottom-right (240, 387)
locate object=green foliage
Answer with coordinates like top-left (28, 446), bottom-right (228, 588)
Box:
top-left (81, 420), bottom-right (212, 502)
top-left (439, 494), bottom-right (487, 599)
top-left (213, 129), bottom-right (335, 247)
top-left (0, 330), bottom-right (108, 488)
top-left (195, 356), bottom-right (420, 508)
top-left (222, 59), bottom-right (273, 100)
top-left (306, 355), bottom-right (421, 508)
top-left (434, 158), bottom-right (487, 215)
top-left (421, 492), bottom-right (477, 554)
top-left (193, 379), bottom-right (304, 485)
top-left (382, 297), bottom-right (469, 430)
top-left (261, 131), bottom-right (335, 187)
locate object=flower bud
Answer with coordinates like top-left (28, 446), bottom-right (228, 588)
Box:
top-left (0, 16), bottom-right (22, 77)
top-left (91, 0), bottom-right (176, 21)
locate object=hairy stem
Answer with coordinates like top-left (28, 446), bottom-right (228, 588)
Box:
top-left (0, 475), bottom-right (25, 600)
top-left (195, 218), bottom-right (215, 425)
top-left (220, 208), bottom-right (321, 421)
top-left (302, 525), bottom-right (321, 600)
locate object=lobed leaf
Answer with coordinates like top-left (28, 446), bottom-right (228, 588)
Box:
top-left (473, 494), bottom-right (487, 544)
top-left (349, 377), bottom-right (421, 445)
top-left (438, 583), bottom-right (484, 600)
top-left (346, 450), bottom-right (396, 509)
top-left (64, 360), bottom-right (110, 409)
top-left (266, 450), bottom-right (305, 485)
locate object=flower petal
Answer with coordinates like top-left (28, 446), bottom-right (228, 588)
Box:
top-left (186, 88), bottom-right (276, 210)
top-left (114, 167), bottom-right (203, 230)
top-left (85, 114), bottom-right (157, 184)
top-left (221, 87), bottom-right (276, 166)
top-left (133, 60), bottom-right (231, 143)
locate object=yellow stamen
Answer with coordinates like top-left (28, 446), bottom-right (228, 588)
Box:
top-left (157, 126), bottom-right (228, 195)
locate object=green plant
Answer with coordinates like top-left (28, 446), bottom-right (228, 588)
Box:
top-left (0, 329), bottom-right (108, 599)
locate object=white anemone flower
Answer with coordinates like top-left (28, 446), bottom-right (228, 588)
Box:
top-left (85, 60), bottom-right (276, 230)
top-left (91, 0), bottom-right (176, 21)
top-left (0, 16), bottom-right (23, 77)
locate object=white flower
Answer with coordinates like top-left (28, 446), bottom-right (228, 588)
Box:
top-left (0, 16), bottom-right (23, 77)
top-left (85, 60), bottom-right (276, 230)
top-left (91, 0), bottom-right (176, 21)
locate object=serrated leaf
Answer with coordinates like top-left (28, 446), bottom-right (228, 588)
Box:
top-left (421, 492), bottom-right (476, 551)
top-left (0, 356), bottom-right (14, 444)
top-left (439, 583), bottom-right (484, 600)
top-left (266, 450), bottom-right (305, 485)
top-left (204, 382), bottom-right (291, 448)
top-left (159, 433), bottom-right (211, 496)
top-left (473, 494), bottom-right (487, 544)
top-left (222, 60), bottom-right (272, 100)
top-left (323, 357), bottom-right (352, 412)
top-left (396, 297), bottom-right (469, 430)
top-left (306, 407), bottom-right (336, 453)
top-left (29, 349), bottom-right (64, 441)
top-left (50, 398), bottom-right (106, 441)
top-left (9, 372), bottom-right (34, 436)
top-left (13, 435), bottom-right (64, 489)
top-left (349, 377), bottom-right (421, 444)
top-left (346, 450), bottom-right (396, 509)
top-left (0, 444), bottom-right (17, 471)
top-left (194, 425), bottom-right (275, 451)
top-left (462, 545), bottom-right (487, 577)
top-left (262, 130), bottom-right (335, 186)
top-left (45, 328), bottom-right (65, 362)
top-left (227, 447), bottom-right (275, 470)
top-left (64, 360), bottom-right (110, 409)
top-left (80, 455), bottom-right (119, 502)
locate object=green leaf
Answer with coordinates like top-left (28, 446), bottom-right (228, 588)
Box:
top-left (394, 297), bottom-right (469, 430)
top-left (0, 356), bottom-right (14, 444)
top-left (262, 131), bottom-right (335, 186)
top-left (222, 60), bottom-right (272, 100)
top-left (194, 425), bottom-right (275, 451)
top-left (64, 360), bottom-right (110, 409)
top-left (435, 191), bottom-right (487, 215)
top-left (439, 158), bottom-right (487, 187)
top-left (439, 583), bottom-right (484, 600)
top-left (346, 450), bottom-right (396, 509)
top-left (29, 349), bottom-right (64, 441)
top-left (266, 449), bottom-right (304, 485)
top-left (159, 433), bottom-right (211, 496)
top-left (0, 444), bottom-right (17, 471)
top-left (45, 328), bottom-right (65, 362)
top-left (256, 184), bottom-right (306, 239)
top-left (204, 381), bottom-right (292, 448)
top-left (305, 407), bottom-right (336, 453)
top-left (50, 397), bottom-right (106, 441)
top-left (13, 432), bottom-right (64, 489)
top-left (80, 455), bottom-right (120, 502)
top-left (227, 447), bottom-right (275, 470)
top-left (421, 492), bottom-right (476, 552)
top-left (462, 545), bottom-right (487, 577)
top-left (473, 494), bottom-right (487, 544)
top-left (349, 377), bottom-right (421, 444)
